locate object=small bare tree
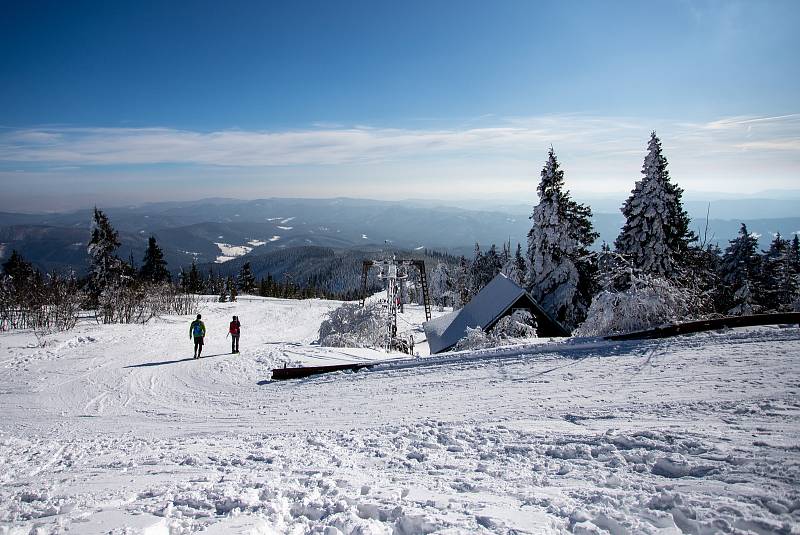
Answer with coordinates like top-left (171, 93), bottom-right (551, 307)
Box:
top-left (0, 270), bottom-right (82, 332)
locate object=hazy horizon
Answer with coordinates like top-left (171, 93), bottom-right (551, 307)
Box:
top-left (3, 189), bottom-right (800, 216)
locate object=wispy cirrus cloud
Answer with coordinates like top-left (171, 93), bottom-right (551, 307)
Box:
top-left (701, 113), bottom-right (800, 131)
top-left (0, 124), bottom-right (549, 167)
top-left (0, 113), bottom-right (797, 168)
top-left (0, 113), bottom-right (797, 209)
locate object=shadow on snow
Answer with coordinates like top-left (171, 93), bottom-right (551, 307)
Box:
top-left (124, 353), bottom-right (230, 368)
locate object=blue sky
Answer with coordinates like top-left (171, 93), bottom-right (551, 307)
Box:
top-left (1, 0), bottom-right (798, 211)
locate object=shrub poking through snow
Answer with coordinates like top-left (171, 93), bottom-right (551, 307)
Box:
top-left (575, 273), bottom-right (694, 337)
top-left (318, 302), bottom-right (387, 348)
top-left (454, 310), bottom-right (537, 351)
top-left (492, 309), bottom-right (537, 339)
top-left (454, 326), bottom-right (492, 351)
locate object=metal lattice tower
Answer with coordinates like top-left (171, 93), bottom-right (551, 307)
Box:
top-left (360, 257), bottom-right (431, 353)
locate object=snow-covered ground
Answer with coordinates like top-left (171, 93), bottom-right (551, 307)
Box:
top-left (1, 297), bottom-right (798, 534)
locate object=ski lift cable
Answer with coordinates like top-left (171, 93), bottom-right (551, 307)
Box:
top-left (396, 315), bottom-right (418, 328)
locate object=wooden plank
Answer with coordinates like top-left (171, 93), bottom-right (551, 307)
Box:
top-left (605, 312), bottom-right (800, 341)
top-left (271, 362), bottom-right (374, 381)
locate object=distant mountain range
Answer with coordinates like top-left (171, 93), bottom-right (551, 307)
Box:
top-left (0, 197), bottom-right (797, 275)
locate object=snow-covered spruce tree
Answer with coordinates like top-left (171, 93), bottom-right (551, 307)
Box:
top-left (790, 234), bottom-right (800, 273)
top-left (719, 223), bottom-right (762, 315)
top-left (453, 256), bottom-right (469, 309)
top-left (527, 148), bottom-right (598, 329)
top-left (502, 243), bottom-right (527, 286)
top-left (760, 233), bottom-right (793, 312)
top-left (405, 267), bottom-right (420, 305)
top-left (214, 274), bottom-right (225, 296)
top-left (237, 262), bottom-right (257, 294)
top-left (205, 269), bottom-right (219, 295)
top-left (139, 236), bottom-right (171, 284)
top-left (228, 275), bottom-right (237, 302)
top-left (468, 243), bottom-right (503, 299)
top-left (87, 207), bottom-right (124, 305)
top-left (468, 243), bottom-right (483, 300)
top-left (484, 244), bottom-right (503, 282)
top-left (790, 235), bottom-right (800, 310)
top-left (429, 261), bottom-right (451, 309)
top-left (683, 242), bottom-right (723, 316)
top-left (615, 132), bottom-right (695, 279)
top-left (595, 243), bottom-right (624, 291)
top-left (218, 278), bottom-right (228, 302)
top-left (178, 267), bottom-right (188, 292)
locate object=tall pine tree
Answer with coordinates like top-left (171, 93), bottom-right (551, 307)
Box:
top-left (484, 244), bottom-right (503, 283)
top-left (719, 223), bottom-right (761, 315)
top-left (615, 132), bottom-right (695, 278)
top-left (761, 233), bottom-right (792, 311)
top-left (237, 262), bottom-right (256, 293)
top-left (468, 243), bottom-right (484, 299)
top-left (2, 250), bottom-right (36, 284)
top-left (187, 261), bottom-right (202, 293)
top-left (228, 275), bottom-right (237, 302)
top-left (140, 236), bottom-right (171, 284)
top-left (429, 261), bottom-right (451, 308)
top-left (790, 235), bottom-right (800, 272)
top-left (87, 207), bottom-right (123, 302)
top-left (789, 235), bottom-right (800, 309)
top-left (1, 250), bottom-right (39, 299)
top-left (501, 243), bottom-right (527, 286)
top-left (527, 148), bottom-right (598, 329)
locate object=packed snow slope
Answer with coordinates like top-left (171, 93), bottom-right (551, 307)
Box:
top-left (1, 297), bottom-right (799, 534)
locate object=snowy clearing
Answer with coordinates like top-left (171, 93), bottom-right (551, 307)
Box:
top-left (1, 297), bottom-right (799, 534)
top-left (214, 243), bottom-right (254, 263)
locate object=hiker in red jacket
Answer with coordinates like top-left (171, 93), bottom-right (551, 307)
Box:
top-left (229, 315), bottom-right (241, 354)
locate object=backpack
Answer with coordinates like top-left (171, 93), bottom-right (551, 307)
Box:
top-left (192, 321), bottom-right (204, 337)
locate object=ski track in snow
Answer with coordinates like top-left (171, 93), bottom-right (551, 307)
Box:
top-left (0, 297), bottom-right (799, 534)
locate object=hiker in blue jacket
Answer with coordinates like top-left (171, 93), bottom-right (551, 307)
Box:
top-left (189, 314), bottom-right (206, 359)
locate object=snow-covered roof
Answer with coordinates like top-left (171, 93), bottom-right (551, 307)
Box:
top-left (423, 273), bottom-right (569, 354)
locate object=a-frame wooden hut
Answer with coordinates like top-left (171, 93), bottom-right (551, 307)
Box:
top-left (423, 273), bottom-right (570, 354)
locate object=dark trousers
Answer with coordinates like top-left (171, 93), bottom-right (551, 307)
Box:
top-left (194, 336), bottom-right (204, 356)
top-left (231, 334), bottom-right (239, 353)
